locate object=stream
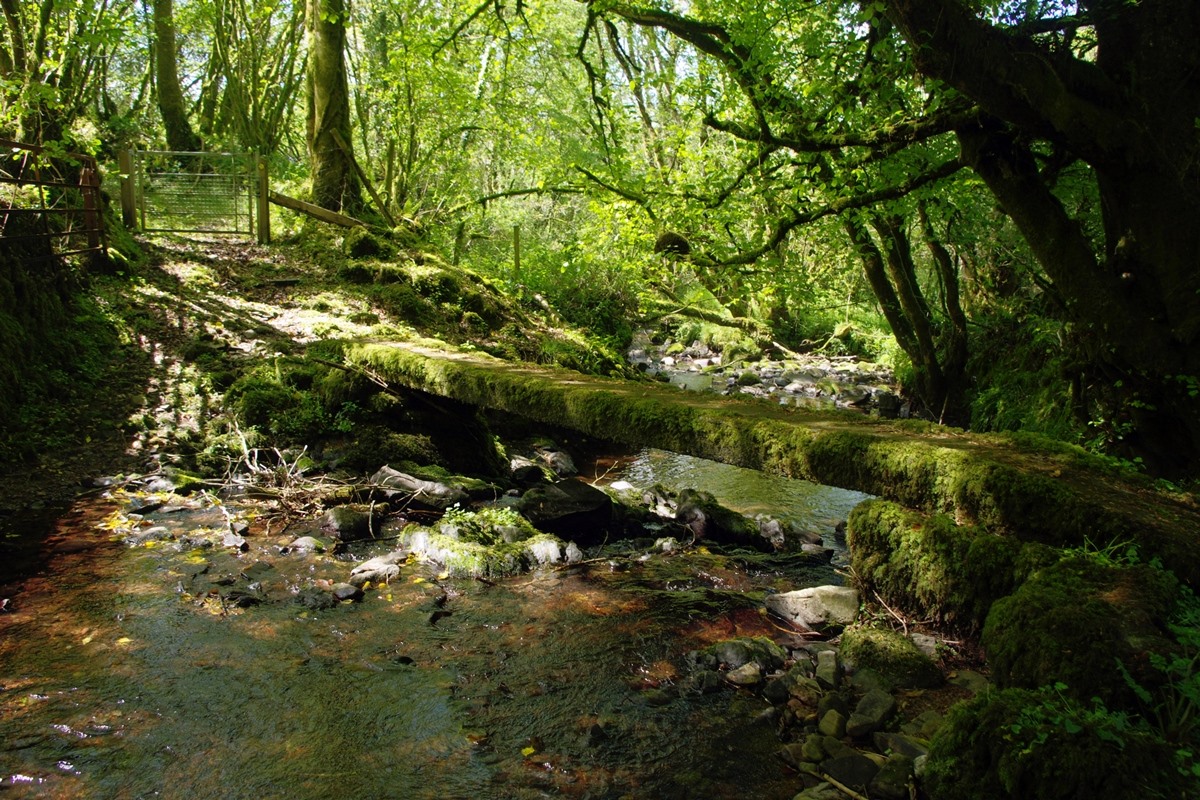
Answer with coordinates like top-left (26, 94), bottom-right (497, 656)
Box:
top-left (0, 452), bottom-right (868, 799)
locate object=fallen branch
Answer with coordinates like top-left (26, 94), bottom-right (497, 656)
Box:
top-left (821, 772), bottom-right (871, 800)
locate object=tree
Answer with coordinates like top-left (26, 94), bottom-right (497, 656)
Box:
top-left (151, 0), bottom-right (201, 152)
top-left (307, 0), bottom-right (359, 212)
top-left (588, 0), bottom-right (1200, 475)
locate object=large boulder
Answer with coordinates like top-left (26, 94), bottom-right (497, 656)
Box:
top-left (516, 479), bottom-right (615, 544)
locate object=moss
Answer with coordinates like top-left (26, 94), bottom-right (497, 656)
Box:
top-left (981, 555), bottom-right (1178, 703)
top-left (838, 624), bottom-right (943, 689)
top-left (342, 340), bottom-right (1200, 585)
top-left (848, 500), bottom-right (1060, 631)
top-left (343, 227), bottom-right (392, 259)
top-left (402, 512), bottom-right (569, 579)
top-left (924, 688), bottom-right (1183, 800)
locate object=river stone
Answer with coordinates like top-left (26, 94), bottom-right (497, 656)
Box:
top-left (847, 689), bottom-right (898, 738)
top-left (321, 506), bottom-right (373, 542)
top-left (785, 673), bottom-right (824, 706)
top-left (818, 708), bottom-right (847, 738)
top-left (517, 479), bottom-right (614, 544)
top-left (792, 782), bottom-right (846, 800)
top-left (765, 585), bottom-right (859, 629)
top-left (349, 551), bottom-right (405, 586)
top-left (287, 535), bottom-right (326, 554)
top-left (821, 753), bottom-right (880, 792)
top-left (537, 448), bottom-right (577, 477)
top-left (869, 754), bottom-right (915, 800)
top-left (674, 488), bottom-right (768, 550)
top-left (948, 669), bottom-right (990, 694)
top-left (222, 531), bottom-right (248, 551)
top-left (725, 662), bottom-right (764, 686)
top-left (815, 649), bottom-right (840, 688)
top-left (510, 456), bottom-right (547, 486)
top-left (709, 637), bottom-right (787, 672)
top-left (369, 466), bottom-right (468, 510)
top-left (872, 732), bottom-right (929, 760)
top-left (295, 587), bottom-right (338, 611)
top-left (332, 583), bottom-right (364, 602)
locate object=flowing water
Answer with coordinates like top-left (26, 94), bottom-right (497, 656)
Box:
top-left (0, 454), bottom-right (870, 800)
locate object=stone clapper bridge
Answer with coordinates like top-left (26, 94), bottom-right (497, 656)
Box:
top-left (347, 337), bottom-right (1200, 591)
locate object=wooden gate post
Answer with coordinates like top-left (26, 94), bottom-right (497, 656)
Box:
top-left (118, 149), bottom-right (137, 229)
top-left (256, 157), bottom-right (270, 244)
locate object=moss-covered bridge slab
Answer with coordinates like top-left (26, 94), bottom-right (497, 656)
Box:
top-left (347, 339), bottom-right (1200, 583)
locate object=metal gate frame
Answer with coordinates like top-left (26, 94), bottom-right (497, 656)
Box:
top-left (0, 137), bottom-right (105, 260)
top-left (118, 149), bottom-right (270, 244)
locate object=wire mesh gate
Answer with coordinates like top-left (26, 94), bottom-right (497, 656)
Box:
top-left (123, 150), bottom-right (267, 241)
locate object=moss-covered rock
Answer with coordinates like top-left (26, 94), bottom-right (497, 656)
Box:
top-left (923, 687), bottom-right (1184, 800)
top-left (343, 227), bottom-right (393, 259)
top-left (848, 499), bottom-right (1058, 630)
top-left (981, 555), bottom-right (1178, 702)
top-left (839, 625), bottom-right (943, 689)
top-left (401, 505), bottom-right (574, 578)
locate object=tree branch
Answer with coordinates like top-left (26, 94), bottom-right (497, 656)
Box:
top-left (573, 164), bottom-right (657, 222)
top-left (704, 157), bottom-right (965, 266)
top-left (883, 0), bottom-right (1132, 165)
top-left (445, 185), bottom-right (585, 216)
top-left (703, 103), bottom-right (979, 153)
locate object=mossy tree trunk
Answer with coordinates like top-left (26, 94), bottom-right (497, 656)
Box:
top-left (845, 212), bottom-right (968, 425)
top-left (151, 0), bottom-right (201, 153)
top-left (306, 0), bottom-right (360, 213)
top-left (884, 0), bottom-right (1200, 474)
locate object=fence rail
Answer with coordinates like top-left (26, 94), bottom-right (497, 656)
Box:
top-left (0, 138), bottom-right (104, 260)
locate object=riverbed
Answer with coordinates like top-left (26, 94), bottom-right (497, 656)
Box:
top-left (0, 453), bottom-right (868, 799)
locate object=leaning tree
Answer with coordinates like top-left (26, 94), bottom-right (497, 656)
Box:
top-left (588, 0), bottom-right (1200, 475)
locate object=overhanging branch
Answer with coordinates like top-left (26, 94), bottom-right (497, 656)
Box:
top-left (704, 157), bottom-right (966, 266)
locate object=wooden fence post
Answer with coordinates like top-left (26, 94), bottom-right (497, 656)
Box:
top-left (118, 149), bottom-right (136, 228)
top-left (256, 157), bottom-right (270, 244)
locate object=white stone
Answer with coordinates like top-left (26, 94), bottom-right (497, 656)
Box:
top-left (765, 585), bottom-right (860, 628)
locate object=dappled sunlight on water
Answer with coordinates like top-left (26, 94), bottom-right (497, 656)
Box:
top-left (0, 464), bottom-right (866, 799)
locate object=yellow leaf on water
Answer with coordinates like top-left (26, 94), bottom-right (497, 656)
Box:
top-left (521, 746), bottom-right (537, 757)
top-left (412, 577), bottom-right (426, 584)
top-left (116, 637), bottom-right (132, 645)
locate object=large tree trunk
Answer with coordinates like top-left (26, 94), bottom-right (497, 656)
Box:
top-left (306, 0), bottom-right (359, 212)
top-left (885, 0), bottom-right (1200, 475)
top-left (152, 0), bottom-right (201, 152)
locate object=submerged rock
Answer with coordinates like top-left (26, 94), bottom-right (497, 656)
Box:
top-left (349, 551), bottom-right (405, 586)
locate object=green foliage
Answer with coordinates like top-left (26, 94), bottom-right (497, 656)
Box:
top-left (967, 311), bottom-right (1080, 440)
top-left (924, 686), bottom-right (1184, 800)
